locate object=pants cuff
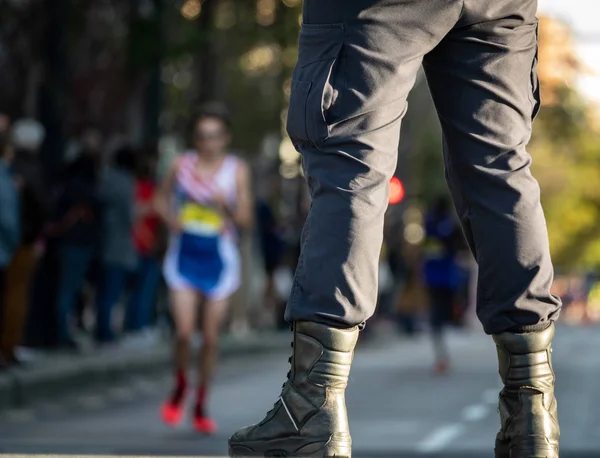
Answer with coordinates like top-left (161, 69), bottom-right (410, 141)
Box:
top-left (507, 320), bottom-right (553, 334)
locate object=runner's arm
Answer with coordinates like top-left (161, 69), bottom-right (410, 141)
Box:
top-left (231, 160), bottom-right (253, 231)
top-left (153, 161), bottom-right (181, 231)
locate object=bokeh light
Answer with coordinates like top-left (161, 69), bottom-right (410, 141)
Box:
top-left (404, 223), bottom-right (425, 245)
top-left (239, 45), bottom-right (280, 76)
top-left (256, 0), bottom-right (276, 26)
top-left (180, 0), bottom-right (202, 20)
top-left (389, 177), bottom-right (405, 204)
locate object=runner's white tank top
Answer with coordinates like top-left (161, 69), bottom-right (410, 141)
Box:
top-left (163, 151), bottom-right (242, 299)
top-left (174, 151), bottom-right (239, 239)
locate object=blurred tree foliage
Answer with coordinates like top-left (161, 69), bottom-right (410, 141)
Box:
top-left (403, 80), bottom-right (600, 271)
top-left (2, 1), bottom-right (600, 272)
top-left (531, 88), bottom-right (600, 271)
top-left (0, 0), bottom-right (303, 156)
top-left (403, 74), bottom-right (445, 205)
top-left (124, 0), bottom-right (304, 154)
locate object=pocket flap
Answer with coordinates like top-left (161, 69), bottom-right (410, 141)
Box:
top-left (286, 80), bottom-right (312, 144)
top-left (297, 23), bottom-right (344, 68)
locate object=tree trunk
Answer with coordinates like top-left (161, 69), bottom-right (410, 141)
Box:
top-left (195, 0), bottom-right (218, 104)
top-left (38, 0), bottom-right (69, 180)
top-left (143, 0), bottom-right (164, 145)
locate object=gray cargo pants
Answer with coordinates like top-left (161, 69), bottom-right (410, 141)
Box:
top-left (284, 0), bottom-right (562, 335)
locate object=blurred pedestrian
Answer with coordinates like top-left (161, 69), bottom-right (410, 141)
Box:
top-left (229, 1), bottom-right (561, 456)
top-left (124, 152), bottom-right (163, 339)
top-left (72, 128), bottom-right (105, 331)
top-left (255, 174), bottom-right (286, 323)
top-left (94, 146), bottom-right (137, 344)
top-left (1, 119), bottom-right (48, 364)
top-left (53, 139), bottom-right (103, 348)
top-left (422, 196), bottom-right (463, 374)
top-left (0, 134), bottom-right (19, 368)
top-left (383, 210), bottom-right (414, 334)
top-left (154, 104), bottom-right (252, 433)
top-left (380, 206), bottom-right (406, 320)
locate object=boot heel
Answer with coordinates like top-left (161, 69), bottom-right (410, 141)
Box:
top-left (323, 438), bottom-right (351, 458)
top-left (511, 437), bottom-right (558, 458)
top-left (493, 325), bottom-right (559, 458)
top-left (295, 436), bottom-right (351, 457)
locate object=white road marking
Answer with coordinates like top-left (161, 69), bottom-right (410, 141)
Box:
top-left (352, 419), bottom-right (422, 437)
top-left (462, 404), bottom-right (490, 422)
top-left (416, 423), bottom-right (467, 453)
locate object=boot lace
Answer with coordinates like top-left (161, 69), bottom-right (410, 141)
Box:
top-left (264, 329), bottom-right (294, 417)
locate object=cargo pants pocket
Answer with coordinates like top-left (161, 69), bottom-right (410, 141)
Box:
top-left (286, 23), bottom-right (345, 149)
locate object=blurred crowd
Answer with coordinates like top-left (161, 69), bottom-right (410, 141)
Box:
top-left (552, 274), bottom-right (600, 325)
top-left (0, 115), bottom-right (173, 368)
top-left (0, 112), bottom-right (318, 371)
top-left (0, 110), bottom-right (481, 372)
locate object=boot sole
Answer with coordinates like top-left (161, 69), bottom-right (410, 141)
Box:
top-left (495, 438), bottom-right (558, 458)
top-left (229, 449), bottom-right (349, 458)
top-left (229, 436), bottom-right (351, 457)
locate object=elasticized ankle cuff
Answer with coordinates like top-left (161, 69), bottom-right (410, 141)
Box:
top-left (509, 320), bottom-right (553, 334)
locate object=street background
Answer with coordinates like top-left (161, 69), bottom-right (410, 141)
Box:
top-left (1, 0), bottom-right (600, 457)
top-left (2, 324), bottom-right (600, 457)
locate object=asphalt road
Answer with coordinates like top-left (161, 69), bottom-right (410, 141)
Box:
top-left (1, 323), bottom-right (599, 458)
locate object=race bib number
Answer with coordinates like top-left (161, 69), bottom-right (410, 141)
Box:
top-left (180, 201), bottom-right (223, 233)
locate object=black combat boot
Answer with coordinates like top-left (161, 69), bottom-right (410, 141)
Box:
top-left (228, 321), bottom-right (359, 457)
top-left (493, 322), bottom-right (559, 458)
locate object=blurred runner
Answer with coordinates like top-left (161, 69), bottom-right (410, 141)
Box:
top-left (422, 196), bottom-right (463, 374)
top-left (154, 104), bottom-right (252, 434)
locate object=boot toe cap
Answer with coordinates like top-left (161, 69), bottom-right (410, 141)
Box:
top-left (228, 425), bottom-right (255, 444)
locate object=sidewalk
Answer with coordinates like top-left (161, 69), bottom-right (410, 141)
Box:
top-left (0, 330), bottom-right (291, 410)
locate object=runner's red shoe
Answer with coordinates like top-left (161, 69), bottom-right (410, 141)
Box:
top-left (193, 396), bottom-right (217, 434)
top-left (161, 370), bottom-right (187, 426)
top-left (161, 400), bottom-right (185, 425)
top-left (193, 414), bottom-right (217, 434)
